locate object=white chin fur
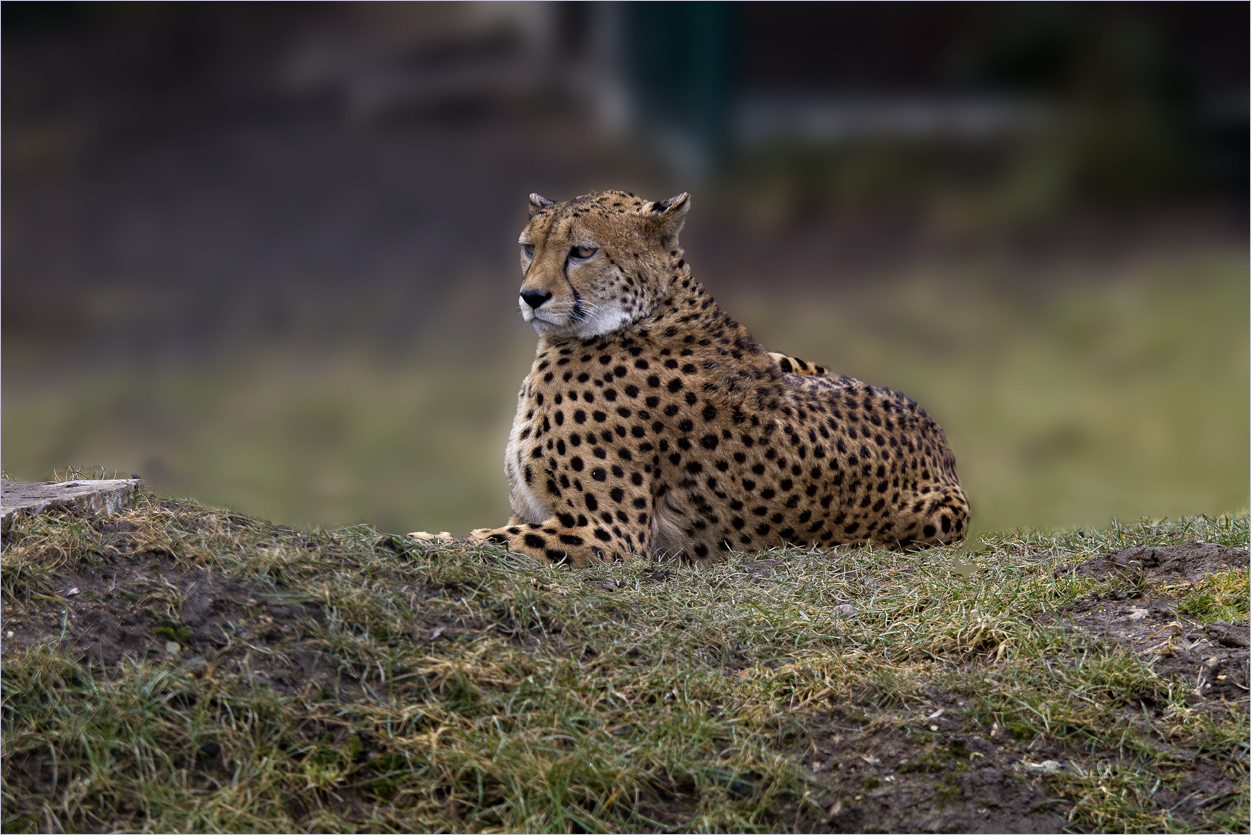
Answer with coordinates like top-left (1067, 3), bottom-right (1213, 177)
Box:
top-left (523, 305), bottom-right (630, 339)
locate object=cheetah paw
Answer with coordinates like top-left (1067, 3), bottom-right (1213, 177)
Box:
top-left (468, 528), bottom-right (518, 545)
top-left (406, 530), bottom-right (453, 543)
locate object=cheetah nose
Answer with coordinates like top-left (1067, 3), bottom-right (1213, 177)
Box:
top-left (520, 289), bottom-right (553, 309)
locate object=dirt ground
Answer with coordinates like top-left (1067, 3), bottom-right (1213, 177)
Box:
top-left (3, 507), bottom-right (1247, 833)
top-left (1046, 542), bottom-right (1250, 709)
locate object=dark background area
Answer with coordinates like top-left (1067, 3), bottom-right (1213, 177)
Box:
top-left (3, 2), bottom-right (1247, 536)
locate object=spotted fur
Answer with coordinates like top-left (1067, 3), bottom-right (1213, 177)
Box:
top-left (462, 190), bottom-right (969, 567)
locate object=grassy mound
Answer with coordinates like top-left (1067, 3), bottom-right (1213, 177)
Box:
top-left (2, 494), bottom-right (1246, 832)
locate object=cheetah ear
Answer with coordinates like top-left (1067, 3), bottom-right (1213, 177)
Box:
top-left (528, 193), bottom-right (555, 219)
top-left (647, 192), bottom-right (690, 239)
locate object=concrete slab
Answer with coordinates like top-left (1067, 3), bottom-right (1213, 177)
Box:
top-left (1, 478), bottom-right (145, 525)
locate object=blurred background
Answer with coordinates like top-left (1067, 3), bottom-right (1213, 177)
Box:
top-left (3, 2), bottom-right (1247, 540)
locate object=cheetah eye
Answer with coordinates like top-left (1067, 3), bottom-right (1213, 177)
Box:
top-left (569, 246), bottom-right (598, 260)
top-left (521, 244), bottom-right (535, 258)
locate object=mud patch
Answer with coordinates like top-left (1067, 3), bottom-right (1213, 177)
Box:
top-left (1060, 540), bottom-right (1247, 583)
top-left (796, 709), bottom-right (1069, 834)
top-left (0, 546), bottom-right (364, 698)
top-left (1045, 594), bottom-right (1248, 707)
top-left (1047, 541), bottom-right (1249, 708)
top-left (1, 510), bottom-right (470, 701)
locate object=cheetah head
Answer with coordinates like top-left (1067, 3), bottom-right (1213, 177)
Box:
top-left (516, 190), bottom-right (690, 339)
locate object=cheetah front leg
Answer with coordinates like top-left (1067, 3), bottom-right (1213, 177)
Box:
top-left (466, 482), bottom-right (657, 568)
top-left (406, 516), bottom-right (525, 544)
top-left (467, 511), bottom-right (651, 567)
top-left (408, 530), bottom-right (453, 542)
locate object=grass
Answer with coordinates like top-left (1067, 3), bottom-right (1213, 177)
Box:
top-left (2, 494), bottom-right (1246, 832)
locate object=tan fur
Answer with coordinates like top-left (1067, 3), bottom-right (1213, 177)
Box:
top-left (460, 190), bottom-right (969, 567)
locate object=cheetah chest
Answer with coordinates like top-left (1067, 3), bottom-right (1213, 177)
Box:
top-left (505, 395), bottom-right (553, 526)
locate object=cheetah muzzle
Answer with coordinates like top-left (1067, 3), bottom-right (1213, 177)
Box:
top-left (411, 190), bottom-right (970, 566)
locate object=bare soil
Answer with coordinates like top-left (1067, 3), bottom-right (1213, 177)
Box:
top-left (2, 512), bottom-right (473, 704)
top-left (1047, 542), bottom-right (1250, 709)
top-left (795, 710), bottom-right (1072, 834)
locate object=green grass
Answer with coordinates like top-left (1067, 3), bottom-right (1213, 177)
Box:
top-left (2, 496), bottom-right (1246, 832)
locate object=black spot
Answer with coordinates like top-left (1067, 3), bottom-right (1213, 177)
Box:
top-left (591, 468), bottom-right (608, 481)
top-left (524, 534), bottom-right (546, 549)
top-left (570, 456), bottom-right (584, 471)
top-left (559, 534), bottom-right (584, 545)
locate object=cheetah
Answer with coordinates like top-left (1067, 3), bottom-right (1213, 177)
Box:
top-left (419, 190), bottom-right (969, 567)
